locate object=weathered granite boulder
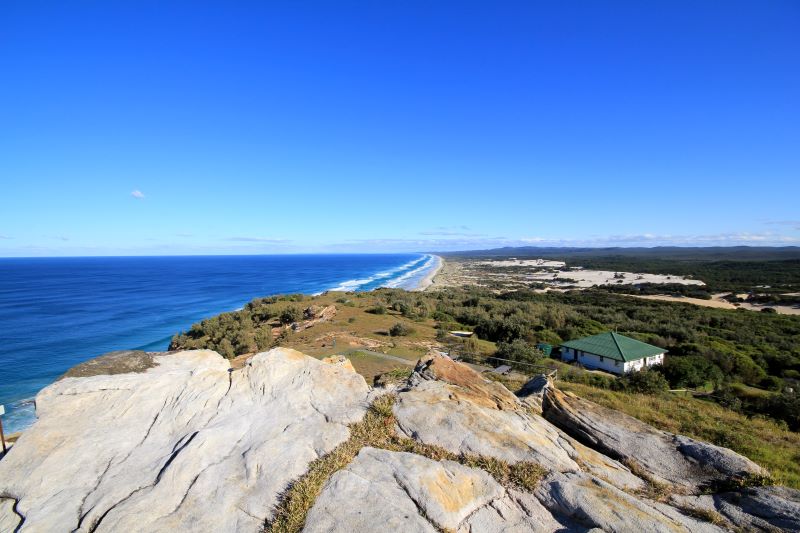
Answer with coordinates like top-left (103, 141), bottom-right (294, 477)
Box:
top-left (395, 357), bottom-right (644, 491)
top-left (321, 354), bottom-right (356, 373)
top-left (714, 486), bottom-right (800, 531)
top-left (542, 387), bottom-right (768, 493)
top-left (3, 347), bottom-right (798, 533)
top-left (535, 471), bottom-right (726, 533)
top-left (293, 305), bottom-right (336, 331)
top-left (672, 486), bottom-right (800, 532)
top-left (0, 498), bottom-right (22, 532)
top-left (518, 373), bottom-right (552, 398)
top-left (0, 348), bottom-right (369, 532)
top-left (407, 352), bottom-right (520, 410)
top-left (517, 373), bottom-right (553, 414)
top-left (304, 447), bottom-right (569, 533)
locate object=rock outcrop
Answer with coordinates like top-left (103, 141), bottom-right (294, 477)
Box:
top-left (395, 354), bottom-right (645, 490)
top-left (292, 305), bottom-right (337, 331)
top-left (542, 387), bottom-right (768, 493)
top-left (517, 373), bottom-right (553, 414)
top-left (321, 354), bottom-right (356, 373)
top-left (2, 349), bottom-right (799, 532)
top-left (0, 348), bottom-right (368, 532)
top-left (407, 352), bottom-right (519, 410)
top-left (304, 447), bottom-right (567, 532)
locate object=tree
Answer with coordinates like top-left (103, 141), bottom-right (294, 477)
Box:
top-left (232, 330), bottom-right (256, 355)
top-left (389, 322), bottom-right (412, 337)
top-left (279, 306), bottom-right (302, 325)
top-left (254, 326), bottom-right (273, 351)
top-left (217, 338), bottom-right (235, 359)
top-left (621, 369), bottom-right (669, 394)
top-left (657, 356), bottom-right (723, 389)
top-left (493, 339), bottom-right (542, 365)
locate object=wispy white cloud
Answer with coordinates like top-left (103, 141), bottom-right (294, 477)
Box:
top-left (419, 231), bottom-right (488, 237)
top-left (0, 234), bottom-right (11, 240)
top-left (765, 220), bottom-right (800, 231)
top-left (131, 190), bottom-right (145, 199)
top-left (224, 237), bottom-right (292, 244)
top-left (434, 225), bottom-right (472, 231)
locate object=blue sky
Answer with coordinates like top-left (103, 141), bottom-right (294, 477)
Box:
top-left (1, 1), bottom-right (798, 256)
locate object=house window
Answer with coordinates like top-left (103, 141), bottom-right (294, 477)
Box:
top-left (615, 361), bottom-right (619, 366)
top-left (599, 356), bottom-right (604, 362)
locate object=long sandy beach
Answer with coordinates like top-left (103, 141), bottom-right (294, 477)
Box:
top-left (415, 255), bottom-right (443, 291)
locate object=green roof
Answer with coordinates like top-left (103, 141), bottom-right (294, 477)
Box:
top-left (560, 332), bottom-right (666, 362)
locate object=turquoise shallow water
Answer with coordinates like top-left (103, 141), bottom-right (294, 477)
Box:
top-left (0, 253), bottom-right (437, 433)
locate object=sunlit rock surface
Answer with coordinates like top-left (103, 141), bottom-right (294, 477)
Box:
top-left (0, 348), bottom-right (369, 532)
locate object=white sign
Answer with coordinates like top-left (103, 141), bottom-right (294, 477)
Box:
top-left (0, 405), bottom-right (4, 416)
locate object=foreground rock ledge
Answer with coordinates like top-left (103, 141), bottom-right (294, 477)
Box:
top-left (3, 349), bottom-right (800, 532)
top-left (0, 348), bottom-right (369, 532)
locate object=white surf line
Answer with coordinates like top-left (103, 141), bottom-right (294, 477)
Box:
top-left (321, 255), bottom-right (428, 293)
top-left (383, 254), bottom-right (435, 289)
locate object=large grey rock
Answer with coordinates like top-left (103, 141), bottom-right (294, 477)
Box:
top-left (395, 379), bottom-right (579, 470)
top-left (535, 471), bottom-right (727, 533)
top-left (460, 489), bottom-right (576, 532)
top-left (543, 388), bottom-right (767, 493)
top-left (0, 497), bottom-right (22, 532)
top-left (713, 486), bottom-right (800, 532)
top-left (0, 348), bottom-right (370, 532)
top-left (407, 352), bottom-right (520, 410)
top-left (304, 447), bottom-right (568, 533)
top-left (394, 375), bottom-right (644, 491)
top-left (517, 373), bottom-right (552, 414)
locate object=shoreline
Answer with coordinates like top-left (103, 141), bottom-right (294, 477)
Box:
top-left (414, 255), bottom-right (443, 291)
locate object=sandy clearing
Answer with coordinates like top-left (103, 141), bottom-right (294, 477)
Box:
top-left (528, 269), bottom-right (705, 288)
top-left (630, 294), bottom-right (800, 315)
top-left (473, 259), bottom-right (566, 268)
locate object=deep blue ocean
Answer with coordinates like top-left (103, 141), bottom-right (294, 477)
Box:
top-left (0, 253), bottom-right (438, 433)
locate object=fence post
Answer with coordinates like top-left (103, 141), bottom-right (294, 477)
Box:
top-left (0, 407), bottom-right (6, 455)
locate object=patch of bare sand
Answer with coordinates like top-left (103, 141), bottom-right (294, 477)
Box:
top-left (630, 294), bottom-right (800, 315)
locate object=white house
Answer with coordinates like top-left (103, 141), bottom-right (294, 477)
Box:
top-left (560, 332), bottom-right (666, 375)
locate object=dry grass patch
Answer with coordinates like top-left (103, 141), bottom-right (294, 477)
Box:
top-left (671, 503), bottom-right (729, 528)
top-left (265, 395), bottom-right (546, 533)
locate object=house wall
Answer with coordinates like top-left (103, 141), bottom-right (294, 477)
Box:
top-left (623, 352), bottom-right (665, 373)
top-left (577, 352), bottom-right (625, 374)
top-left (562, 347), bottom-right (666, 375)
top-left (560, 347), bottom-right (577, 362)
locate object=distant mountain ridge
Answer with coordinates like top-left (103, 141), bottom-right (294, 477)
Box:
top-left (437, 245), bottom-right (800, 261)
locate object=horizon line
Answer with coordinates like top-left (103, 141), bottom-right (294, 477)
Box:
top-left (2, 244), bottom-right (800, 260)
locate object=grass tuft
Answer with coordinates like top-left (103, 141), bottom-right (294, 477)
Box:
top-left (265, 394), bottom-right (546, 533)
top-left (619, 458), bottom-right (675, 501)
top-left (673, 503), bottom-right (729, 527)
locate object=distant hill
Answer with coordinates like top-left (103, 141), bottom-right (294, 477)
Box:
top-left (438, 246), bottom-right (800, 262)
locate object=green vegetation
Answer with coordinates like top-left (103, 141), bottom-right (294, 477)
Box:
top-left (388, 322), bottom-right (412, 337)
top-left (597, 282), bottom-right (713, 299)
top-left (172, 284), bottom-right (800, 430)
top-left (168, 277), bottom-right (800, 488)
top-left (279, 306), bottom-right (302, 325)
top-left (169, 294), bottom-right (307, 357)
